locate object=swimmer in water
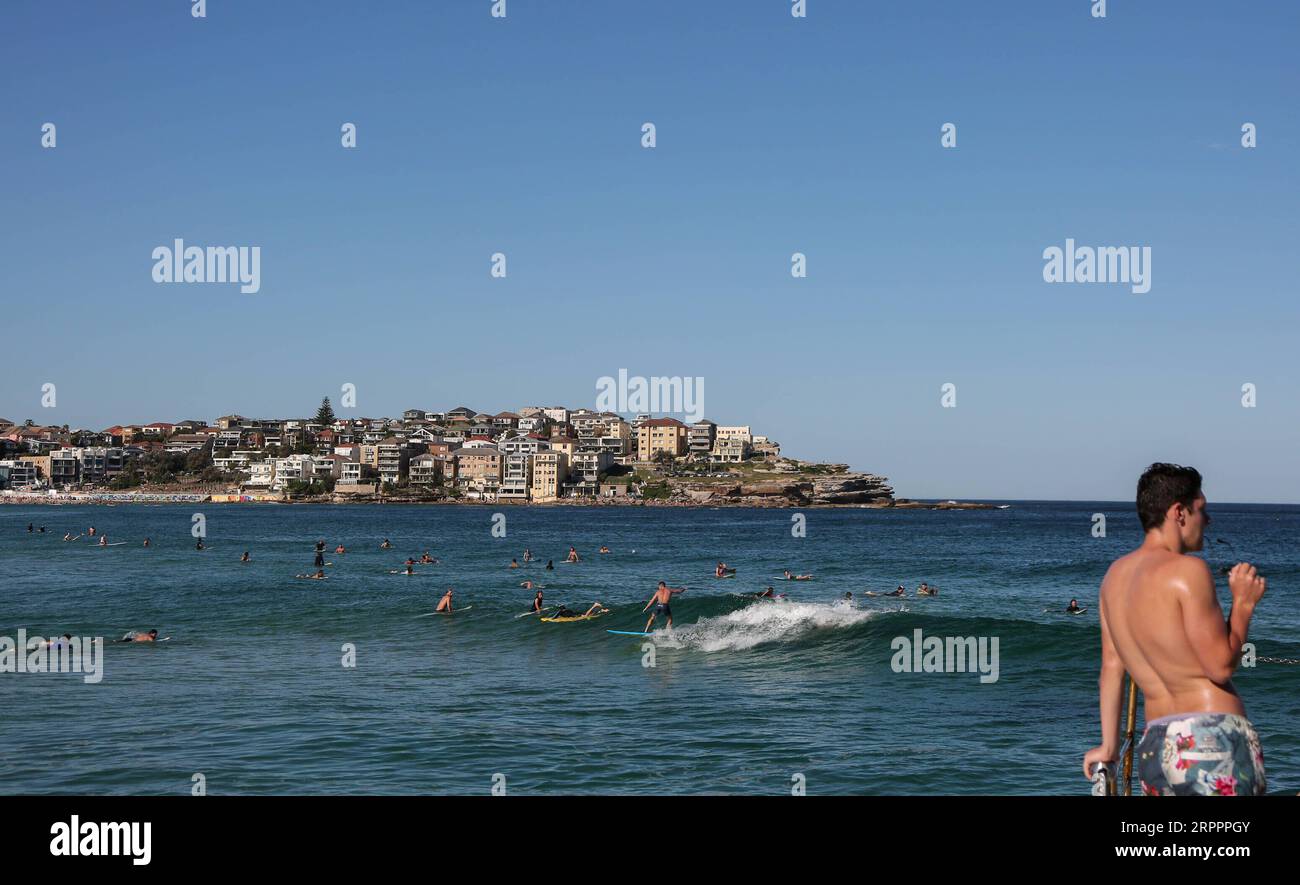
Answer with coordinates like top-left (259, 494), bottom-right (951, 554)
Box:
top-left (120, 629), bottom-right (159, 643)
top-left (599, 546), bottom-right (611, 554)
top-left (295, 570), bottom-right (327, 580)
top-left (380, 539), bottom-right (392, 549)
top-left (545, 560), bottom-right (554, 571)
top-left (509, 558), bottom-right (520, 569)
top-left (143, 538), bottom-right (151, 548)
top-left (335, 544), bottom-right (346, 555)
top-left (240, 551), bottom-right (250, 562)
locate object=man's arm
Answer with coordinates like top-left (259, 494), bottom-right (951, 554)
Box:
top-left (1083, 579), bottom-right (1124, 778)
top-left (1179, 560), bottom-right (1264, 684)
top-left (669, 586), bottom-right (686, 595)
top-left (1096, 597), bottom-right (1125, 754)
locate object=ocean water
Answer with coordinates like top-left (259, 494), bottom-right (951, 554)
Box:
top-left (1, 501), bottom-right (1296, 795)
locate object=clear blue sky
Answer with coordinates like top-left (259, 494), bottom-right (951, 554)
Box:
top-left (2, 1), bottom-right (1296, 502)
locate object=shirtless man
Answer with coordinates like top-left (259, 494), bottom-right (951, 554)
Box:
top-left (642, 581), bottom-right (686, 632)
top-left (1083, 464), bottom-right (1268, 796)
top-left (435, 588), bottom-right (455, 613)
top-left (120, 629), bottom-right (159, 643)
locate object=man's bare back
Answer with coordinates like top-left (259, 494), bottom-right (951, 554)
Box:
top-left (1101, 549), bottom-right (1246, 720)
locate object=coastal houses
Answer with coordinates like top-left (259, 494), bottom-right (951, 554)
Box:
top-left (0, 400), bottom-right (784, 500)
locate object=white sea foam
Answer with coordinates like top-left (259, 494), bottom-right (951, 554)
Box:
top-left (652, 599), bottom-right (879, 652)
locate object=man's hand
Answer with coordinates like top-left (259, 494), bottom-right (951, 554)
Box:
top-left (1082, 745), bottom-right (1117, 780)
top-left (1228, 563), bottom-right (1267, 610)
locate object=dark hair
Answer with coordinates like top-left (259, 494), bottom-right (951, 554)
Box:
top-left (1136, 463), bottom-right (1203, 531)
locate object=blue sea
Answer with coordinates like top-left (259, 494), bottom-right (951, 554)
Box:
top-left (1, 501), bottom-right (1296, 795)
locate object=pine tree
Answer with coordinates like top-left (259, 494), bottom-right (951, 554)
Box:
top-left (315, 397), bottom-right (335, 426)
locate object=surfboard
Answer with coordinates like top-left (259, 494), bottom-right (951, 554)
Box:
top-left (1068, 607), bottom-right (1088, 615)
top-left (98, 542), bottom-right (129, 547)
top-left (540, 611), bottom-right (608, 623)
top-left (515, 606), bottom-right (555, 619)
top-left (713, 573), bottom-right (736, 579)
top-left (606, 629), bottom-right (652, 637)
top-left (417, 606), bottom-right (474, 617)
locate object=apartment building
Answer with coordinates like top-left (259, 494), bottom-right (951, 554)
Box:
top-left (499, 452), bottom-right (533, 501)
top-left (636, 417), bottom-right (688, 462)
top-left (530, 451), bottom-right (568, 502)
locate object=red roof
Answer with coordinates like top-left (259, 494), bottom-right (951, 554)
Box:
top-left (641, 417), bottom-right (687, 428)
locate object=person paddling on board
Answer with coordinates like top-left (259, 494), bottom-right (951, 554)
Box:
top-left (553, 602), bottom-right (608, 619)
top-left (195, 539), bottom-right (205, 551)
top-left (435, 588), bottom-right (455, 613)
top-left (120, 629), bottom-right (159, 643)
top-left (599, 545), bottom-right (611, 554)
top-left (1083, 463), bottom-right (1269, 795)
top-left (240, 551), bottom-right (250, 562)
top-left (715, 562), bottom-right (735, 577)
top-left (420, 551), bottom-right (437, 564)
top-left (380, 539), bottom-right (393, 549)
top-left (99, 535), bottom-right (108, 548)
top-left (642, 581), bottom-right (686, 632)
top-left (1066, 598), bottom-right (1083, 614)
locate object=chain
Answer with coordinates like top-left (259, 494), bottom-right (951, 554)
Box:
top-left (1256, 656), bottom-right (1300, 665)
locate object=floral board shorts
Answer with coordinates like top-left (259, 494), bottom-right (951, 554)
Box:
top-left (1137, 712), bottom-right (1266, 796)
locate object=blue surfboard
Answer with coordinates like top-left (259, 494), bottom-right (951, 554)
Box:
top-left (606, 629), bottom-right (652, 637)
